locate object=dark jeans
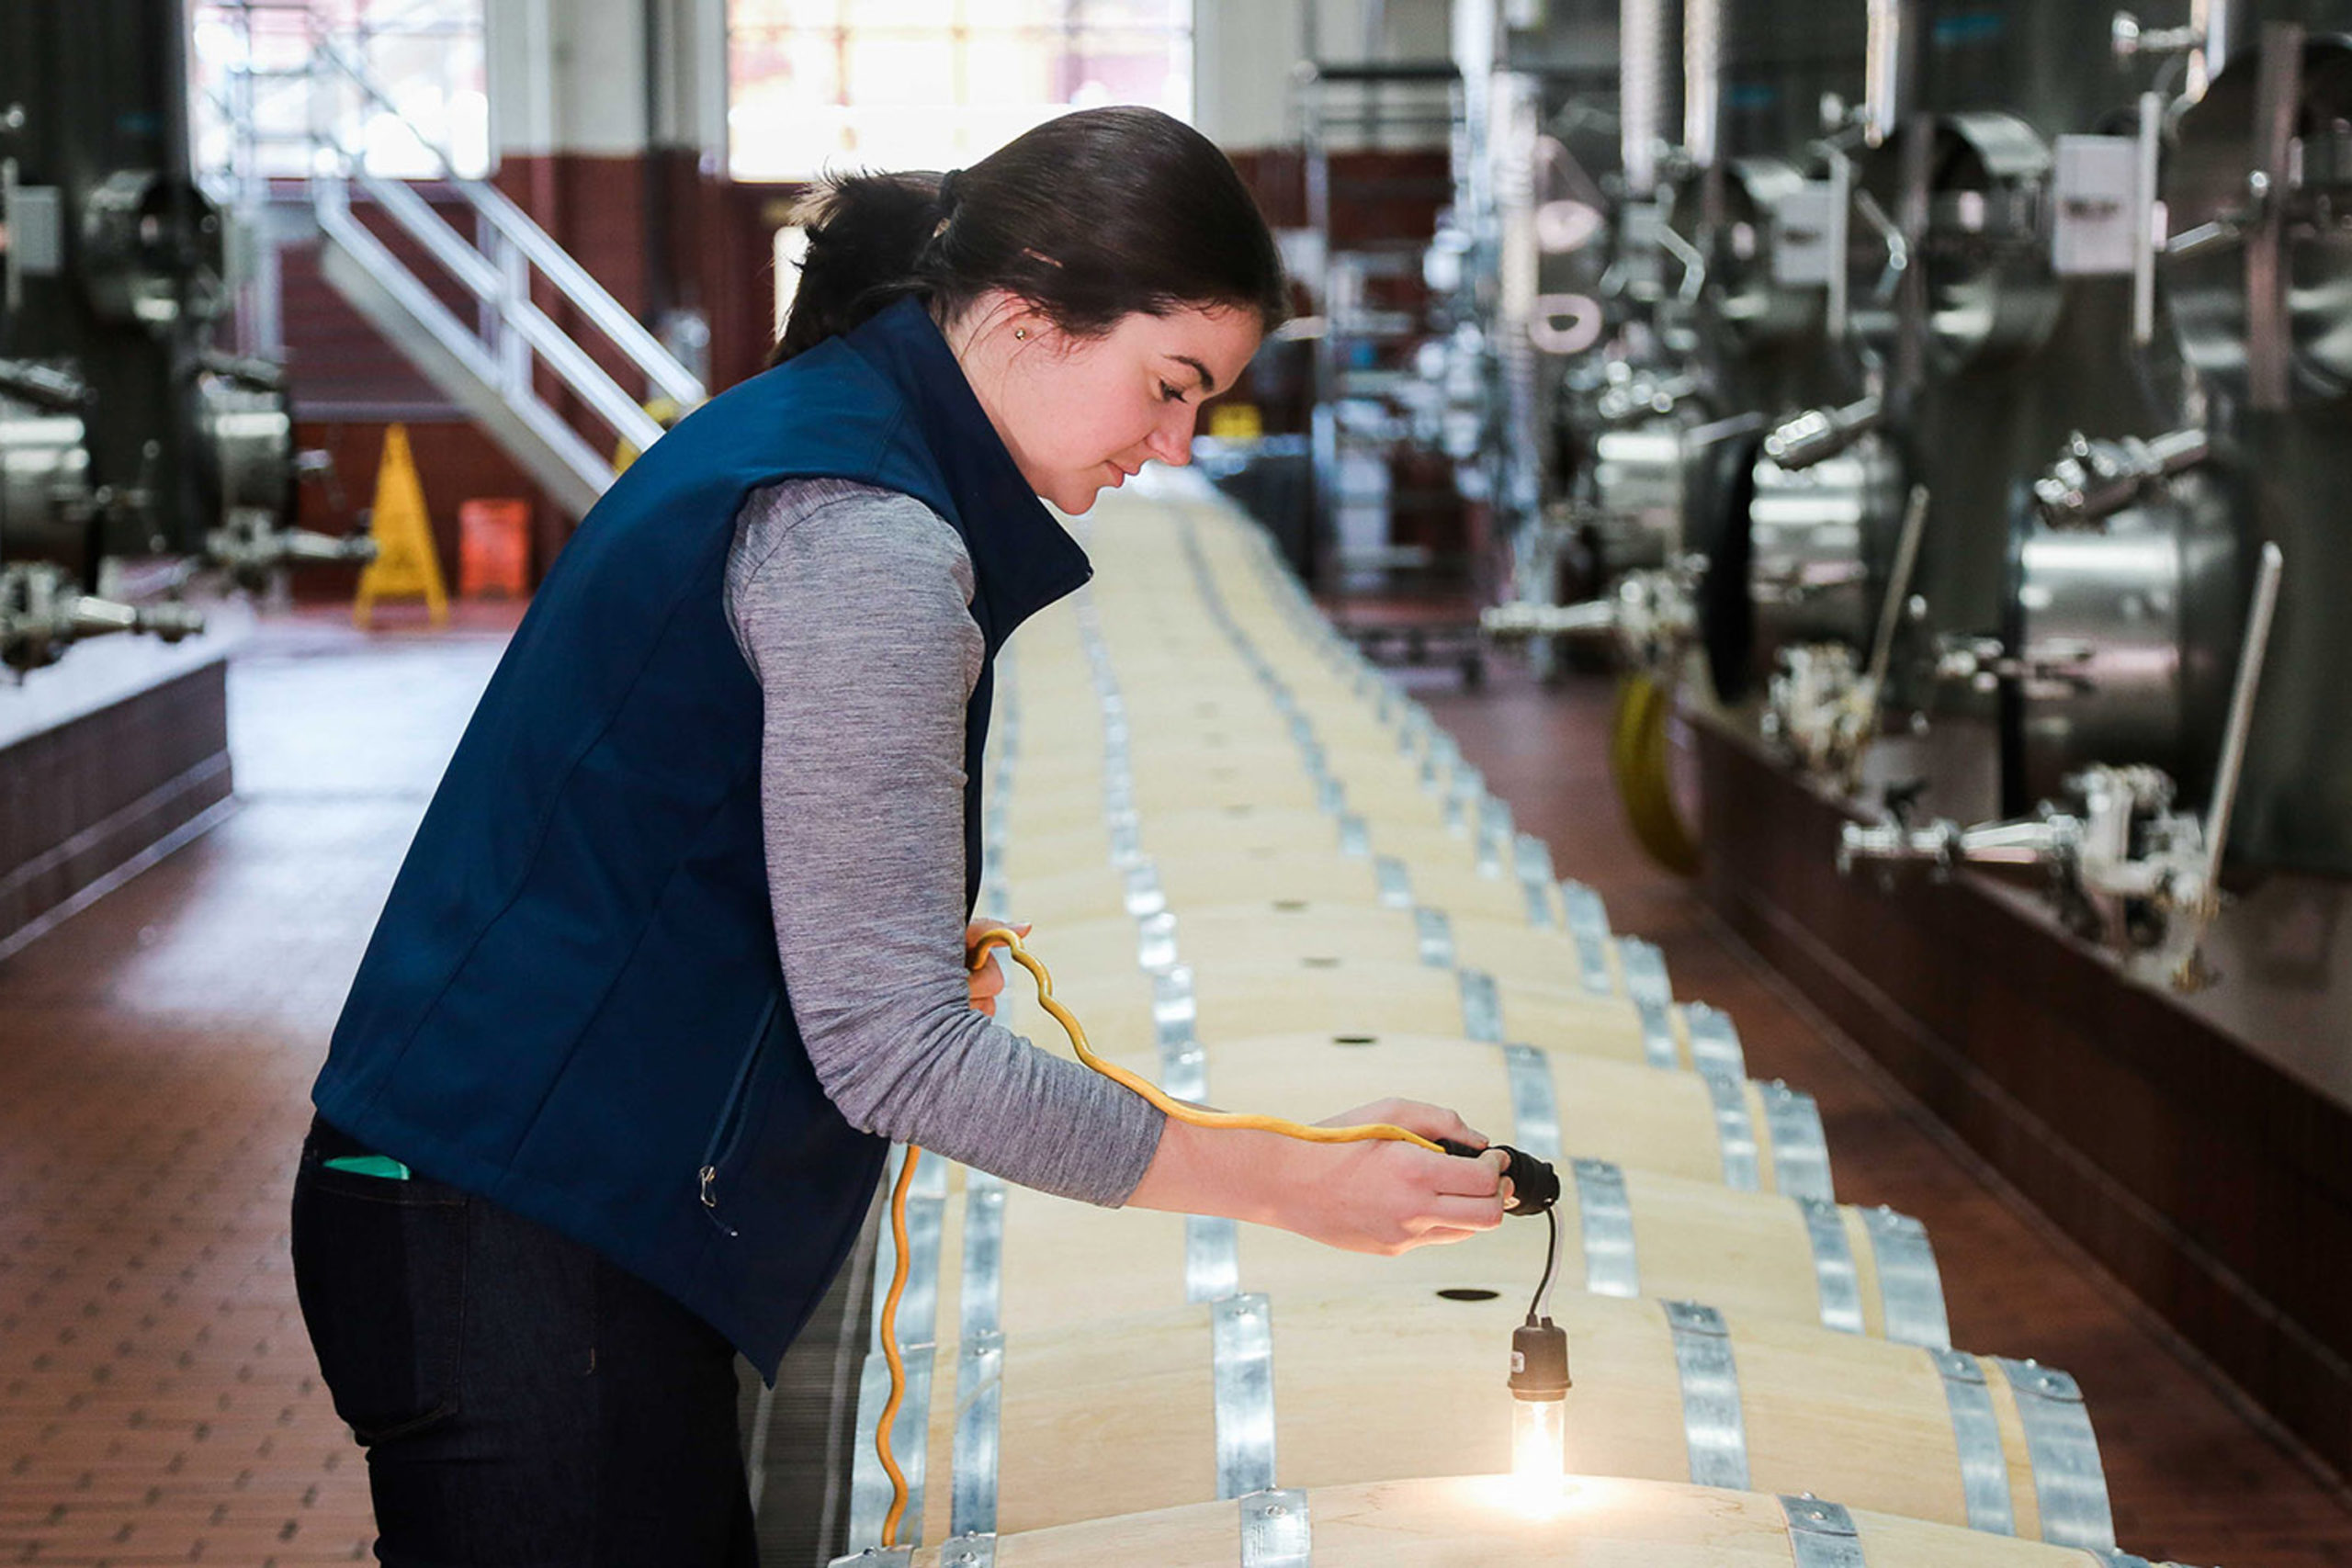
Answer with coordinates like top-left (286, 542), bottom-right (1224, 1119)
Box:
top-left (289, 1116), bottom-right (759, 1567)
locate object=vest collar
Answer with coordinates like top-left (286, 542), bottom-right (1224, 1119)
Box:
top-left (842, 297), bottom-right (1093, 649)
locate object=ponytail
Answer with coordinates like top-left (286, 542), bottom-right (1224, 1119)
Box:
top-left (769, 171), bottom-right (949, 367)
top-left (767, 107), bottom-right (1286, 369)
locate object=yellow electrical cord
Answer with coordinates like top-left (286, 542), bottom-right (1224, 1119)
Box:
top-left (965, 926), bottom-right (1450, 1154)
top-left (874, 1143), bottom-right (922, 1548)
top-left (867, 925), bottom-right (1453, 1548)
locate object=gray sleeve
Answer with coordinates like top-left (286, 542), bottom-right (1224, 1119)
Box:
top-left (728, 479), bottom-right (1166, 1206)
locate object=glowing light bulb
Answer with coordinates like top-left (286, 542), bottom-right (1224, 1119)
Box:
top-left (1511, 1394), bottom-right (1567, 1501)
top-left (1507, 1314), bottom-right (1571, 1512)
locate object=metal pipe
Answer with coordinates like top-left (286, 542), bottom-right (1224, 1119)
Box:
top-left (1892, 108), bottom-right (1933, 395)
top-left (2, 158), bottom-right (19, 316)
top-left (1862, 0), bottom-right (1919, 148)
top-left (2030, 425), bottom-right (2213, 525)
top-left (2144, 426), bottom-right (2211, 475)
top-left (2192, 0), bottom-right (2257, 93)
top-left (0, 360), bottom-right (91, 412)
top-left (1826, 152), bottom-right (1853, 340)
top-left (2132, 90), bottom-right (2162, 345)
top-left (2199, 541), bottom-right (2284, 899)
top-left (1763, 393), bottom-right (1884, 469)
top-left (1865, 485), bottom-right (1930, 692)
top-left (1621, 0), bottom-right (1665, 197)
top-left (1684, 0), bottom-right (1722, 172)
top-left (2245, 22), bottom-right (2303, 411)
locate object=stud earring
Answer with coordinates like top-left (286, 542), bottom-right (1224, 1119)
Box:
top-left (1014, 328), bottom-right (1027, 340)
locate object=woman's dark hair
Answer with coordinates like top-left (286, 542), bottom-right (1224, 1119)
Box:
top-left (769, 106), bottom-right (1287, 367)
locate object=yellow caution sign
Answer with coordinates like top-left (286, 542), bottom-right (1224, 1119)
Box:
top-left (353, 423), bottom-right (449, 628)
top-left (611, 397), bottom-right (683, 476)
top-left (1207, 401), bottom-right (1263, 442)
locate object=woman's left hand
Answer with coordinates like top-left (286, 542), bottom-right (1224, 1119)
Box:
top-left (965, 919), bottom-right (1030, 1017)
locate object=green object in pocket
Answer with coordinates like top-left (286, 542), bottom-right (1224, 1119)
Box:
top-left (322, 1153), bottom-right (413, 1181)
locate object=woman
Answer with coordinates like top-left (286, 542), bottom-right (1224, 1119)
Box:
top-left (290, 105), bottom-right (1508, 1565)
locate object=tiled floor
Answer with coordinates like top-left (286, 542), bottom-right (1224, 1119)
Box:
top-left (2, 595), bottom-right (2348, 1565)
top-left (0, 616), bottom-right (509, 1567)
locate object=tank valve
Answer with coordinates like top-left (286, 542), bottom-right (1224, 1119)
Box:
top-left (0, 562), bottom-right (205, 674)
top-left (1481, 564), bottom-right (1701, 676)
top-left (207, 513), bottom-right (379, 594)
top-left (1838, 765), bottom-right (2222, 985)
top-left (2109, 11), bottom-right (2202, 62)
top-left (2030, 426), bottom-right (2211, 527)
top-left (1762, 393), bottom-right (1884, 471)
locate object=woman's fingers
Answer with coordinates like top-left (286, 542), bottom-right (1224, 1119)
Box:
top-left (1412, 1144), bottom-right (1506, 1197)
top-left (1318, 1098), bottom-right (1490, 1150)
top-left (1408, 1192), bottom-right (1508, 1233)
top-left (1396, 1225), bottom-right (1487, 1250)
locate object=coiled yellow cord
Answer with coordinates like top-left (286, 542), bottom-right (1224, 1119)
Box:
top-left (869, 925), bottom-right (1449, 1548)
top-left (874, 1143), bottom-right (922, 1548)
top-left (967, 926), bottom-right (1449, 1153)
top-left (1609, 671), bottom-right (1701, 876)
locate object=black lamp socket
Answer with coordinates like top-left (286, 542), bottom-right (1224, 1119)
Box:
top-left (1433, 1138), bottom-right (1562, 1216)
top-left (1510, 1318), bottom-right (1572, 1399)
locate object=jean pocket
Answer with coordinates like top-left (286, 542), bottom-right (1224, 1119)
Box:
top-left (289, 1161), bottom-right (468, 1445)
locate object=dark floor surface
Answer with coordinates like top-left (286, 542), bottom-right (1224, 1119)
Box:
top-left (1, 596), bottom-right (2348, 1564)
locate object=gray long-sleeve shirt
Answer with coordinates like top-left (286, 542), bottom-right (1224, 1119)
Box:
top-left (723, 475), bottom-right (1165, 1206)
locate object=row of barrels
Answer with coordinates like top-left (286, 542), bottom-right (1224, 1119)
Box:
top-left (831, 478), bottom-right (2185, 1567)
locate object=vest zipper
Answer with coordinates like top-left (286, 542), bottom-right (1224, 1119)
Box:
top-left (696, 992), bottom-right (782, 1236)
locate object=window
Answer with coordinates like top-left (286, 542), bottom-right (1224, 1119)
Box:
top-left (190, 0), bottom-right (491, 185)
top-left (727, 0), bottom-right (1193, 181)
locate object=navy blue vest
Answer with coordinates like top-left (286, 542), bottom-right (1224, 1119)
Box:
top-left (313, 298), bottom-right (1091, 1377)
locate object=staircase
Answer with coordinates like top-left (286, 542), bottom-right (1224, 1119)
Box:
top-left (201, 17), bottom-right (705, 520)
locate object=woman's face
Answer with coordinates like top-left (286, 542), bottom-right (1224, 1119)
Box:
top-left (962, 299), bottom-right (1264, 514)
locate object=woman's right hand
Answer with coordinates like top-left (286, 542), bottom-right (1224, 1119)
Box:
top-left (1125, 1100), bottom-right (1510, 1255)
top-left (1270, 1101), bottom-right (1511, 1254)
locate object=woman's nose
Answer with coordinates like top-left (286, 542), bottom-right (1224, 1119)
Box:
top-left (1146, 406), bottom-right (1193, 467)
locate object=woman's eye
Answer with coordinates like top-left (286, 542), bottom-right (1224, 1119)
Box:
top-left (1159, 381), bottom-right (1184, 403)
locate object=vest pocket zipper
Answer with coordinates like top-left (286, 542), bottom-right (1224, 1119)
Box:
top-left (697, 992), bottom-right (783, 1236)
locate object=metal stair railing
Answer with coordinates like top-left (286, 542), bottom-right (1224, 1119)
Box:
top-left (312, 175), bottom-right (624, 518)
top-left (211, 19), bottom-right (706, 518)
top-left (308, 37), bottom-right (705, 412)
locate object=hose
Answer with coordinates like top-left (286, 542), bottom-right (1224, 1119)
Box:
top-left (867, 927), bottom-right (1461, 1549)
top-left (1609, 671), bottom-right (1702, 875)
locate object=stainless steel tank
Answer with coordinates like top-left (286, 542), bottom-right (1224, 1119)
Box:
top-left (1750, 431), bottom-right (1911, 649)
top-left (1674, 156), bottom-right (1827, 351)
top-left (192, 369), bottom-right (295, 532)
top-left (1693, 421), bottom-right (1910, 703)
top-left (0, 388), bottom-right (97, 579)
top-left (2163, 32), bottom-right (2352, 403)
top-left (1841, 109), bottom-right (2064, 370)
top-left (2150, 23), bottom-right (2352, 869)
top-left (1999, 463), bottom-right (2246, 810)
